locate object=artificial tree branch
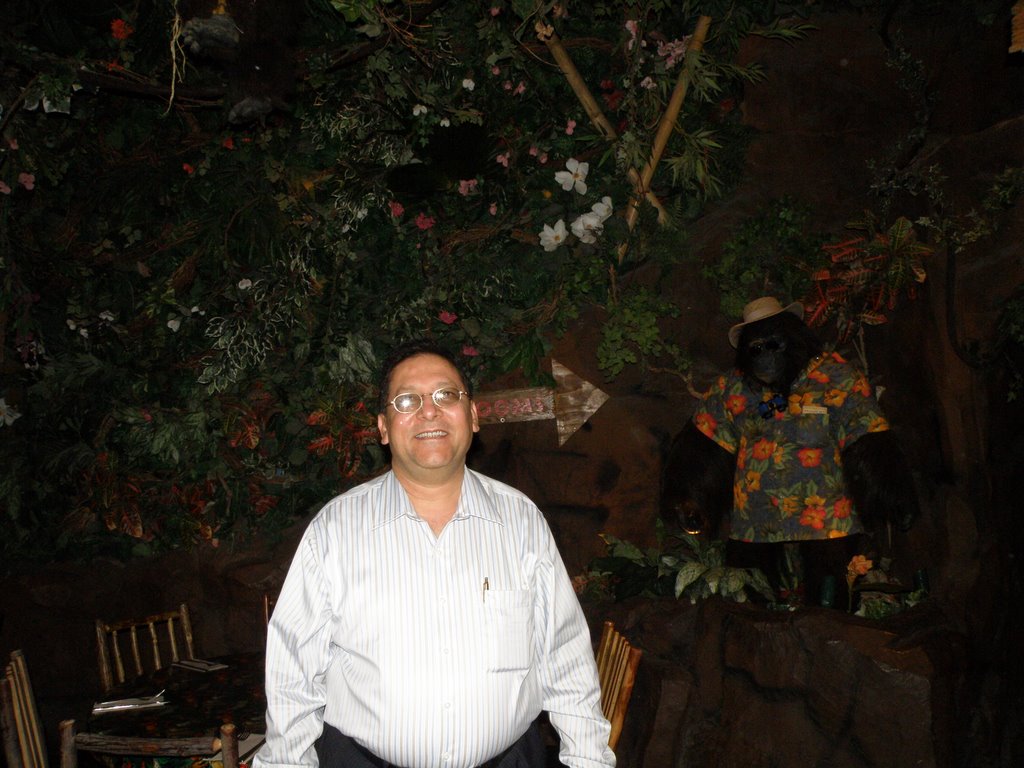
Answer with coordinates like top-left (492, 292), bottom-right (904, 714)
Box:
top-left (535, 23), bottom-right (668, 224)
top-left (622, 15), bottom-right (712, 238)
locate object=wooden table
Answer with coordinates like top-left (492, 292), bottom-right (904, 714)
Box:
top-left (80, 651), bottom-right (267, 762)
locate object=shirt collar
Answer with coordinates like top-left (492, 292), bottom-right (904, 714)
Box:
top-left (373, 468), bottom-right (505, 529)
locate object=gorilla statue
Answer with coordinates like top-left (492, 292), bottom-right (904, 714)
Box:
top-left (662, 297), bottom-right (918, 607)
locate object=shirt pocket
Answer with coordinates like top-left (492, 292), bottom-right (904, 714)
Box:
top-left (483, 589), bottom-right (534, 672)
top-left (790, 407), bottom-right (830, 448)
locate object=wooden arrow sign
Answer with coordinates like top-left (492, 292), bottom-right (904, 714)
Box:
top-left (474, 359), bottom-right (609, 446)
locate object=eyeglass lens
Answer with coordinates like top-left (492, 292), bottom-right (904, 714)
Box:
top-left (392, 388), bottom-right (464, 413)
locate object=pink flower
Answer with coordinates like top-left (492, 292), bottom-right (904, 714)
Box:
top-left (17, 172), bottom-right (34, 190)
top-left (7, 138), bottom-right (18, 150)
top-left (495, 152), bottom-right (510, 168)
top-left (414, 212), bottom-right (436, 230)
top-left (491, 66), bottom-right (501, 75)
top-left (538, 152), bottom-right (548, 164)
top-left (438, 310), bottom-right (458, 325)
top-left (489, 202), bottom-right (498, 216)
top-left (514, 81), bottom-right (526, 96)
top-left (0, 181), bottom-right (10, 195)
top-left (458, 179), bottom-right (477, 196)
top-left (529, 146), bottom-right (539, 157)
top-left (462, 345), bottom-right (479, 357)
top-left (389, 200), bottom-right (405, 217)
top-left (503, 80), bottom-right (513, 91)
top-left (565, 119), bottom-right (576, 135)
top-left (490, 6), bottom-right (500, 15)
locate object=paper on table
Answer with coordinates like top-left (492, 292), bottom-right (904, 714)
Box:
top-left (173, 658), bottom-right (229, 672)
top-left (92, 691), bottom-right (167, 715)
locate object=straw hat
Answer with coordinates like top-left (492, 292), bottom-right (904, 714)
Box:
top-left (728, 297), bottom-right (803, 348)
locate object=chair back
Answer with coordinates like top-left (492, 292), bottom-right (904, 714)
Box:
top-left (262, 593), bottom-right (277, 628)
top-left (59, 719), bottom-right (238, 768)
top-left (595, 620), bottom-right (642, 751)
top-left (0, 650), bottom-right (49, 768)
top-left (95, 603), bottom-right (195, 693)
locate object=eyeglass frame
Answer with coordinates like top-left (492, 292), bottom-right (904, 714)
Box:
top-left (387, 388), bottom-right (470, 414)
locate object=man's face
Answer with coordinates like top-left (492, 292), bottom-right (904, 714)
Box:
top-left (377, 353), bottom-right (479, 484)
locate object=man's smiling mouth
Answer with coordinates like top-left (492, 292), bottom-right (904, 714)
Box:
top-left (415, 430), bottom-right (448, 439)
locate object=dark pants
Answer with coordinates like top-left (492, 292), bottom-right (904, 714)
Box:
top-left (315, 719), bottom-right (545, 768)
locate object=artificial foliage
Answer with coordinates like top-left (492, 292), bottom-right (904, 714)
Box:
top-left (2, 0), bottom-right (986, 571)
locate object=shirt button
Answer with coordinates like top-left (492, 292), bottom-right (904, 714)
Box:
top-left (444, 701), bottom-right (451, 709)
top-left (442, 752), bottom-right (451, 762)
top-left (443, 647), bottom-right (450, 654)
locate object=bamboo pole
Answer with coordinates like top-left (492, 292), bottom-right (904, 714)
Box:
top-left (536, 23), bottom-right (668, 223)
top-left (623, 15), bottom-right (712, 236)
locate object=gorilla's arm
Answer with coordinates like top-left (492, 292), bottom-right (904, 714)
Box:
top-left (661, 421), bottom-right (737, 536)
top-left (841, 431), bottom-right (919, 532)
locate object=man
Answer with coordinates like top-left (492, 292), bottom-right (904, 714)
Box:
top-left (253, 339), bottom-right (615, 768)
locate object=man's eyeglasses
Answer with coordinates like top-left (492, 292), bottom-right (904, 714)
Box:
top-left (388, 388), bottom-right (468, 414)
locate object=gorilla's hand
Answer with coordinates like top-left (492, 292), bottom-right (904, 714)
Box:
top-left (661, 422), bottom-right (736, 537)
top-left (842, 431), bottom-right (919, 532)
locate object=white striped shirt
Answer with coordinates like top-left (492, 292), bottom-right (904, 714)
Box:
top-left (253, 469), bottom-right (615, 768)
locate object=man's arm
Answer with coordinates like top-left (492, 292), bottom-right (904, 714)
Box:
top-left (536, 529), bottom-right (617, 768)
top-left (253, 521), bottom-right (335, 768)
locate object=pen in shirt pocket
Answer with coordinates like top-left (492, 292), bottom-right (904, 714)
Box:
top-left (483, 576), bottom-right (489, 603)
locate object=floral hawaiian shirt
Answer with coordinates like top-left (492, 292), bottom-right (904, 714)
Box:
top-left (692, 352), bottom-right (890, 543)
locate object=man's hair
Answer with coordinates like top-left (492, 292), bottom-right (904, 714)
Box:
top-left (377, 339), bottom-right (474, 412)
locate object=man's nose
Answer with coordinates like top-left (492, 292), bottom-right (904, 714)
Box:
top-left (418, 396), bottom-right (440, 417)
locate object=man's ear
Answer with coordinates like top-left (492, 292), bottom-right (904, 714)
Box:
top-left (470, 400), bottom-right (480, 433)
top-left (377, 412), bottom-right (390, 445)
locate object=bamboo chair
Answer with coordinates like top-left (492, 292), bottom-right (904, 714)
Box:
top-left (595, 621), bottom-right (643, 752)
top-left (1, 650), bottom-right (49, 768)
top-left (59, 720), bottom-right (238, 768)
top-left (95, 603), bottom-right (195, 693)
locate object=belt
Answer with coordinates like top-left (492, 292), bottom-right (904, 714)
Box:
top-left (351, 732), bottom-right (522, 768)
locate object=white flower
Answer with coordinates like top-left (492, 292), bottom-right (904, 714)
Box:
top-left (190, 305), bottom-right (206, 316)
top-left (571, 212), bottom-right (604, 244)
top-left (79, 327), bottom-right (89, 338)
top-left (99, 310), bottom-right (115, 322)
top-left (554, 158), bottom-right (589, 195)
top-left (640, 76), bottom-right (656, 90)
top-left (412, 103), bottom-right (428, 116)
top-left (238, 278), bottom-right (253, 290)
top-left (66, 319), bottom-right (76, 330)
top-left (462, 78), bottom-right (475, 91)
top-left (439, 118), bottom-right (451, 127)
top-left (0, 398), bottom-right (21, 427)
top-left (167, 318), bottom-right (181, 332)
top-left (591, 196), bottom-right (614, 221)
top-left (538, 220), bottom-right (568, 251)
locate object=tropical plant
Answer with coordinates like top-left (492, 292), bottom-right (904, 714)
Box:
top-left (581, 524), bottom-right (774, 604)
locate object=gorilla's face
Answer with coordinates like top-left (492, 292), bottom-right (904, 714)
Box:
top-left (745, 332), bottom-right (789, 388)
top-left (735, 313), bottom-right (823, 395)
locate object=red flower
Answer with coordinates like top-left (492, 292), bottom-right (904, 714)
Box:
top-left (797, 448), bottom-right (822, 468)
top-left (414, 212), bottom-right (436, 230)
top-left (182, 163), bottom-right (195, 175)
top-left (222, 137), bottom-right (236, 150)
top-left (725, 394), bottom-right (747, 415)
top-left (388, 200), bottom-right (404, 217)
top-left (438, 310), bottom-right (458, 325)
top-left (111, 19), bottom-right (134, 40)
top-left (462, 345), bottom-right (479, 357)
